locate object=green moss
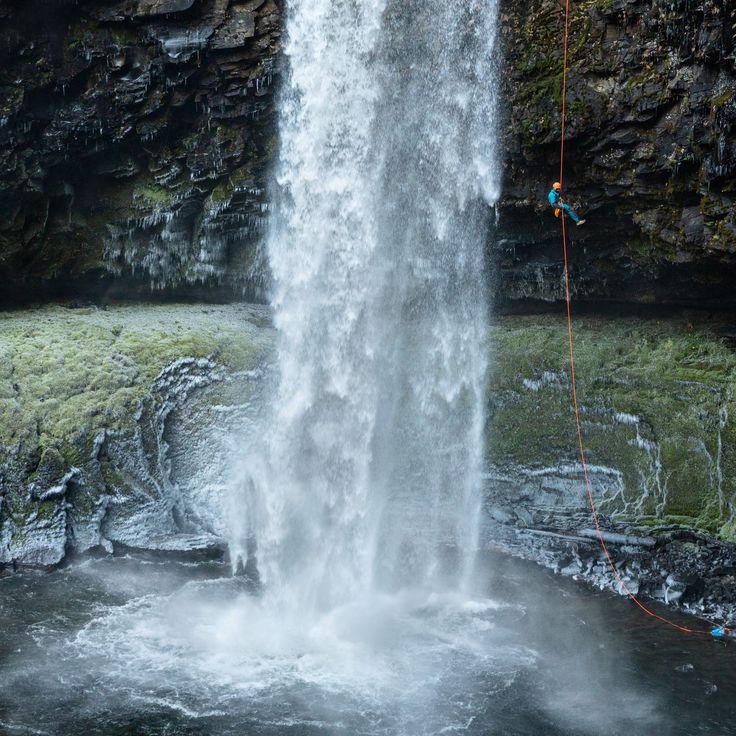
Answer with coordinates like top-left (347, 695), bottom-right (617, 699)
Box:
top-left (0, 305), bottom-right (266, 456)
top-left (511, 2), bottom-right (592, 145)
top-left (210, 181), bottom-right (232, 204)
top-left (710, 90), bottom-right (734, 109)
top-left (36, 500), bottom-right (58, 522)
top-left (720, 519), bottom-right (736, 542)
top-left (101, 463), bottom-right (127, 490)
top-left (61, 443), bottom-right (83, 468)
top-left (134, 185), bottom-right (175, 206)
top-left (64, 18), bottom-right (100, 62)
top-left (111, 28), bottom-right (137, 47)
top-left (626, 238), bottom-right (661, 264)
top-left (488, 315), bottom-right (736, 539)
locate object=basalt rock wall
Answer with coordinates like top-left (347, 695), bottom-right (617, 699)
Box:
top-left (2, 0), bottom-right (736, 307)
top-left (495, 0), bottom-right (736, 309)
top-left (0, 0), bottom-right (280, 303)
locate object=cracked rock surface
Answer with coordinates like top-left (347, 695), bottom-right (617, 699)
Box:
top-left (0, 0), bottom-right (281, 303)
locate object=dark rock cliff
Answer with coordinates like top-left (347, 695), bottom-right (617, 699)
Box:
top-left (0, 0), bottom-right (280, 303)
top-left (1, 0), bottom-right (735, 308)
top-left (495, 0), bottom-right (736, 309)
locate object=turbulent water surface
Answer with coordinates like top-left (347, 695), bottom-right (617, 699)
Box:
top-left (1, 555), bottom-right (734, 736)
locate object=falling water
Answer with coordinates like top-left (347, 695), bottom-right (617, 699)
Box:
top-left (232, 0), bottom-right (500, 612)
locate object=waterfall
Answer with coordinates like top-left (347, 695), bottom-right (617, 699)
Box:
top-left (232, 0), bottom-right (500, 614)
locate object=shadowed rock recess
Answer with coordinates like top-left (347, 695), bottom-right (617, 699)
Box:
top-left (0, 0), bottom-right (280, 303)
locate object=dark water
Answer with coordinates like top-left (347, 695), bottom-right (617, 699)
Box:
top-left (0, 553), bottom-right (733, 736)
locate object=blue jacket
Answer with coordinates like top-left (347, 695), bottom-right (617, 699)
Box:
top-left (548, 189), bottom-right (561, 207)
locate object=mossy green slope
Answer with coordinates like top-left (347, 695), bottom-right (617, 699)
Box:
top-left (0, 305), bottom-right (265, 454)
top-left (0, 304), bottom-right (273, 568)
top-left (488, 315), bottom-right (736, 541)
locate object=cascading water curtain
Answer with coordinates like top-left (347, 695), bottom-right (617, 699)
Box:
top-left (231, 0), bottom-right (501, 614)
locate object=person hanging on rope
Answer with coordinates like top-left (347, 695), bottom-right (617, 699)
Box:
top-left (548, 182), bottom-right (586, 226)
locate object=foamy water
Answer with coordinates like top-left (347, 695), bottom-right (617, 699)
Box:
top-left (4, 556), bottom-right (730, 735)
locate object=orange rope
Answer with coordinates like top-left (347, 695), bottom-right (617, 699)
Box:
top-left (557, 0), bottom-right (713, 636)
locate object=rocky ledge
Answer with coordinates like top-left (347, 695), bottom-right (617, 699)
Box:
top-left (484, 314), bottom-right (736, 626)
top-left (0, 303), bottom-right (274, 570)
top-left (3, 305), bottom-right (735, 627)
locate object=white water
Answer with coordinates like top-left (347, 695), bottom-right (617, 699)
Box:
top-left (231, 0), bottom-right (500, 616)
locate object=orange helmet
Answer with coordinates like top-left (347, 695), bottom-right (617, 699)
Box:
top-left (552, 182), bottom-right (562, 190)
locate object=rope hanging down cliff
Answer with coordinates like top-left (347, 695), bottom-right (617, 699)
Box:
top-left (555, 0), bottom-right (727, 639)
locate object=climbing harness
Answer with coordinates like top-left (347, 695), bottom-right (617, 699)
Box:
top-left (556, 0), bottom-right (725, 639)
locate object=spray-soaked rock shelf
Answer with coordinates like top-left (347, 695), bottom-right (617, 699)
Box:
top-left (484, 517), bottom-right (736, 630)
top-left (484, 314), bottom-right (736, 625)
top-left (3, 306), bottom-right (735, 624)
top-left (0, 303), bottom-right (274, 570)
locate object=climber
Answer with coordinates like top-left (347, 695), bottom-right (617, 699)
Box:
top-left (548, 182), bottom-right (585, 226)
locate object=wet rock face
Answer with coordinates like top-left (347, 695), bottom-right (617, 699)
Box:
top-left (2, 0), bottom-right (735, 308)
top-left (0, 304), bottom-right (274, 571)
top-left (495, 0), bottom-right (736, 309)
top-left (0, 0), bottom-right (280, 303)
top-left (484, 515), bottom-right (736, 626)
top-left (484, 313), bottom-right (736, 623)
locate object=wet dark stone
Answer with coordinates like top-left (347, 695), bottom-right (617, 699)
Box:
top-left (495, 0), bottom-right (736, 311)
top-left (0, 0), bottom-right (282, 304)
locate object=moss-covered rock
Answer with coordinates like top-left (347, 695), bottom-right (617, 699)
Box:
top-left (0, 303), bottom-right (274, 570)
top-left (4, 306), bottom-right (736, 576)
top-left (487, 314), bottom-right (736, 538)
